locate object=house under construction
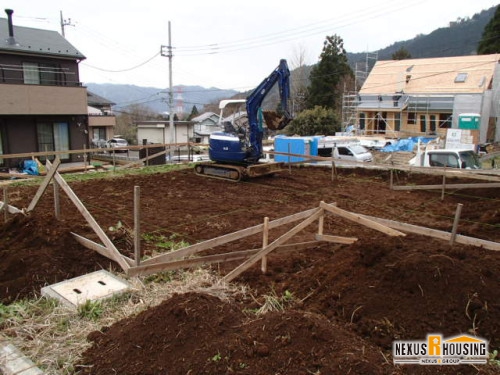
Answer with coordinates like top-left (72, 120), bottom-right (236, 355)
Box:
top-left (342, 54), bottom-right (500, 144)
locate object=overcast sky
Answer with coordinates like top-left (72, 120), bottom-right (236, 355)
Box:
top-left (5, 0), bottom-right (498, 91)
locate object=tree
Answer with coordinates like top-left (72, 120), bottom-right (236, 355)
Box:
top-left (392, 47), bottom-right (412, 60)
top-left (478, 5), bottom-right (500, 54)
top-left (289, 44), bottom-right (310, 114)
top-left (187, 105), bottom-right (199, 121)
top-left (115, 104), bottom-right (159, 144)
top-left (306, 35), bottom-right (353, 110)
top-left (283, 106), bottom-right (340, 136)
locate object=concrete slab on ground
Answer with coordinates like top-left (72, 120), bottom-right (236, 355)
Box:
top-left (0, 343), bottom-right (44, 375)
top-left (41, 270), bottom-right (130, 309)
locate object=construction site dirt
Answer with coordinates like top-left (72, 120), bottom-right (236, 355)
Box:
top-left (0, 165), bottom-right (499, 374)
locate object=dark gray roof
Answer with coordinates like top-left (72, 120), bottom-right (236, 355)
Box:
top-left (0, 17), bottom-right (85, 60)
top-left (87, 91), bottom-right (116, 106)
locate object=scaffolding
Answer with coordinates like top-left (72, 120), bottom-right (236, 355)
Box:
top-left (341, 52), bottom-right (378, 132)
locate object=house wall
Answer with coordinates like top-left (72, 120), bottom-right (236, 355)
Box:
top-left (359, 110), bottom-right (452, 139)
top-left (138, 126), bottom-right (165, 144)
top-left (0, 84), bottom-right (87, 115)
top-left (88, 115), bottom-right (116, 127)
top-left (0, 114), bottom-right (88, 167)
top-left (136, 122), bottom-right (195, 145)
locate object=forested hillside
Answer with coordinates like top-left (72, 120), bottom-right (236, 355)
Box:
top-left (348, 6), bottom-right (497, 69)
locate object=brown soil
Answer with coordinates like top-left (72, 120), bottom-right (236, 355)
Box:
top-left (1, 166), bottom-right (499, 374)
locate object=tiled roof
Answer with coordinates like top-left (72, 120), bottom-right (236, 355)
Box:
top-left (0, 17), bottom-right (85, 59)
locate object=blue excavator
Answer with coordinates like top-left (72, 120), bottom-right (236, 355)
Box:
top-left (194, 59), bottom-right (292, 181)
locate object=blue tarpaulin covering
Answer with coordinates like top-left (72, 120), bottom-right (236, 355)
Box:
top-left (21, 160), bottom-right (39, 175)
top-left (381, 137), bottom-right (437, 152)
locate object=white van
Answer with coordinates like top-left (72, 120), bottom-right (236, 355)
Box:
top-left (332, 144), bottom-right (373, 162)
top-left (317, 137), bottom-right (373, 163)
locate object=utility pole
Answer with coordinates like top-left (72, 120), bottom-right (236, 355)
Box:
top-left (59, 11), bottom-right (73, 37)
top-left (161, 21), bottom-right (174, 145)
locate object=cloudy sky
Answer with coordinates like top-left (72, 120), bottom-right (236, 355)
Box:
top-left (5, 0), bottom-right (498, 91)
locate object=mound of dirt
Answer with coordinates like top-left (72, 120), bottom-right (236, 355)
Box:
top-left (0, 214), bottom-right (116, 303)
top-left (0, 166), bottom-right (499, 374)
top-left (78, 292), bottom-right (391, 375)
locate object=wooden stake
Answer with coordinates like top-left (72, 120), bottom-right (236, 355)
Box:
top-left (134, 186), bottom-right (141, 266)
top-left (441, 170), bottom-right (446, 200)
top-left (83, 144), bottom-right (88, 172)
top-left (46, 160), bottom-right (130, 271)
top-left (26, 157), bottom-right (61, 212)
top-left (358, 213), bottom-right (500, 251)
top-left (390, 169), bottom-right (393, 190)
top-left (261, 217), bottom-right (269, 273)
top-left (450, 203), bottom-right (463, 246)
top-left (318, 212), bottom-right (324, 236)
top-left (223, 208), bottom-right (324, 282)
top-left (141, 207), bottom-right (321, 266)
top-left (288, 144), bottom-right (291, 174)
top-left (3, 186), bottom-right (8, 222)
top-left (331, 159), bottom-right (337, 182)
top-left (53, 180), bottom-right (60, 220)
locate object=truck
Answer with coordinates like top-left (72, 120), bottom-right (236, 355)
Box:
top-left (194, 59), bottom-right (292, 181)
top-left (409, 148), bottom-right (481, 169)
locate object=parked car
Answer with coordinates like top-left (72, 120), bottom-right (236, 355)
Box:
top-left (105, 138), bottom-right (129, 153)
top-left (333, 144), bottom-right (373, 162)
top-left (91, 138), bottom-right (107, 148)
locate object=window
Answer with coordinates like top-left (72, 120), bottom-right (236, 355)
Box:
top-left (428, 153), bottom-right (459, 168)
top-left (439, 114), bottom-right (452, 128)
top-left (37, 122), bottom-right (70, 160)
top-left (420, 115), bottom-right (427, 133)
top-left (430, 115), bottom-right (437, 132)
top-left (359, 113), bottom-right (366, 130)
top-left (408, 112), bottom-right (416, 125)
top-left (23, 62), bottom-right (63, 85)
top-left (394, 113), bottom-right (401, 131)
top-left (337, 147), bottom-right (352, 156)
top-left (23, 63), bottom-right (39, 84)
top-left (92, 128), bottom-right (106, 141)
top-left (454, 73), bottom-right (468, 83)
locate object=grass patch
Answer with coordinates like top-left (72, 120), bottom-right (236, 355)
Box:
top-left (0, 270), bottom-right (246, 375)
top-left (3, 163), bottom-right (190, 187)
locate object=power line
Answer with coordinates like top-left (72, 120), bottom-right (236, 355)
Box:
top-left (83, 51), bottom-right (160, 72)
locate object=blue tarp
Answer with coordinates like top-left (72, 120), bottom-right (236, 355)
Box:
top-left (381, 137), bottom-right (437, 152)
top-left (21, 160), bottom-right (39, 175)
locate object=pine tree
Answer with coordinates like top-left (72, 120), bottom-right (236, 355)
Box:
top-left (478, 5), bottom-right (500, 54)
top-left (306, 35), bottom-right (353, 110)
top-left (187, 105), bottom-right (199, 121)
top-left (392, 47), bottom-right (412, 60)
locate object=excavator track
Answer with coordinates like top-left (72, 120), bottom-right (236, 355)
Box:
top-left (194, 162), bottom-right (284, 182)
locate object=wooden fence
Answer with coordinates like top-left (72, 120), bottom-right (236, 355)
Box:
top-left (2, 158), bottom-right (498, 283)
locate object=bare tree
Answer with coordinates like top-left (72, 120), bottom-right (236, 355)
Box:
top-left (289, 44), bottom-right (310, 114)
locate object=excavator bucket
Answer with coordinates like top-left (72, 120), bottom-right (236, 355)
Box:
top-left (263, 110), bottom-right (290, 131)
